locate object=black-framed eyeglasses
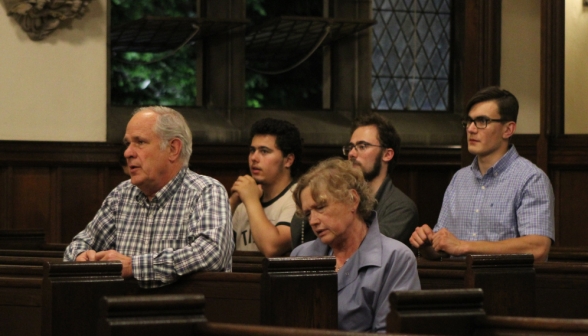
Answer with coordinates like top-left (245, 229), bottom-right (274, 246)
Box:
top-left (342, 141), bottom-right (386, 156)
top-left (462, 116), bottom-right (507, 129)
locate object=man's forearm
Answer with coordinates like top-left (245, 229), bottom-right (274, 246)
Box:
top-left (458, 235), bottom-right (551, 262)
top-left (244, 200), bottom-right (290, 257)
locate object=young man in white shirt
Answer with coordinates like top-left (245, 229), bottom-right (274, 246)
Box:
top-left (231, 118), bottom-right (302, 257)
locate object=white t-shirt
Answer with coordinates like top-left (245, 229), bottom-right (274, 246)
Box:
top-left (232, 183), bottom-right (297, 251)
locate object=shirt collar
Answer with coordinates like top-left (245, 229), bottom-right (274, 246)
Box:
top-left (471, 145), bottom-right (519, 178)
top-left (337, 211), bottom-right (382, 290)
top-left (354, 211), bottom-right (383, 269)
top-left (135, 168), bottom-right (187, 207)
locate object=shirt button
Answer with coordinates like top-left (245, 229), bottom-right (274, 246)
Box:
top-left (481, 186), bottom-right (485, 190)
top-left (473, 233), bottom-right (477, 237)
top-left (475, 209), bottom-right (479, 213)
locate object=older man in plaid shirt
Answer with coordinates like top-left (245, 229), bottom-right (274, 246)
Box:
top-left (64, 106), bottom-right (233, 288)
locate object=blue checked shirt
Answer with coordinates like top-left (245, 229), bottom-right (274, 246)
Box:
top-left (64, 168), bottom-right (234, 288)
top-left (434, 145), bottom-right (554, 242)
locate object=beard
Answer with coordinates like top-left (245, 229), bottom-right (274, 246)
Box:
top-left (352, 149), bottom-right (383, 182)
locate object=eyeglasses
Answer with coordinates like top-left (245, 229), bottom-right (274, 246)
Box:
top-left (462, 116), bottom-right (507, 129)
top-left (342, 141), bottom-right (386, 156)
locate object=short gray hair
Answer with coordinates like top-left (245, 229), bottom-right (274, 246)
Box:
top-left (133, 106), bottom-right (193, 166)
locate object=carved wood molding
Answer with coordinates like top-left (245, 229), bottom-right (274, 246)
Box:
top-left (0, 140), bottom-right (462, 168)
top-left (537, 0), bottom-right (566, 172)
top-left (459, 0), bottom-right (502, 167)
top-left (2, 0), bottom-right (93, 41)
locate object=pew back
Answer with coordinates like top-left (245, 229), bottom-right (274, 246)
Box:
top-left (388, 289), bottom-right (588, 336)
top-left (417, 254), bottom-right (535, 317)
top-left (99, 294), bottom-right (378, 336)
top-left (42, 257), bottom-right (338, 336)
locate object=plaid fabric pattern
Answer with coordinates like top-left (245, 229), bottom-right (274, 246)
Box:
top-left (434, 145), bottom-right (554, 242)
top-left (64, 168), bottom-right (233, 288)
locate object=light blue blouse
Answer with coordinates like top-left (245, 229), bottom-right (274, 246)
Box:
top-left (291, 213), bottom-right (421, 332)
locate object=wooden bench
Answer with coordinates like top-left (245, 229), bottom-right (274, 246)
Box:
top-left (388, 288), bottom-right (588, 335)
top-left (232, 251), bottom-right (265, 272)
top-left (0, 229), bottom-right (67, 252)
top-left (42, 257), bottom-right (338, 336)
top-left (417, 253), bottom-right (588, 318)
top-left (548, 246), bottom-right (588, 262)
top-left (535, 261), bottom-right (588, 318)
top-left (0, 255), bottom-right (336, 336)
top-left (417, 254), bottom-right (535, 316)
top-left (98, 289), bottom-right (588, 336)
top-left (97, 294), bottom-right (391, 336)
top-left (0, 255), bottom-right (63, 336)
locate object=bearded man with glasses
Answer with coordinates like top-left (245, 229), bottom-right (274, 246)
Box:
top-left (410, 86), bottom-right (554, 262)
top-left (290, 113), bottom-right (418, 249)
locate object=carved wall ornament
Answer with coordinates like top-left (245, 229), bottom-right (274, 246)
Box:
top-left (2, 0), bottom-right (93, 41)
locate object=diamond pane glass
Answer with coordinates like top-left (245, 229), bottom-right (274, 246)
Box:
top-left (372, 0), bottom-right (451, 111)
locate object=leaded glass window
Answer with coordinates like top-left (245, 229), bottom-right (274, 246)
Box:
top-left (372, 0), bottom-right (451, 111)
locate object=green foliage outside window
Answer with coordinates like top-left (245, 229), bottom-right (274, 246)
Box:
top-left (110, 0), bottom-right (197, 106)
top-left (244, 0), bottom-right (323, 110)
top-left (110, 0), bottom-right (322, 109)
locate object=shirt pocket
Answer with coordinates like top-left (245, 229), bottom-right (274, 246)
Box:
top-left (484, 201), bottom-right (517, 240)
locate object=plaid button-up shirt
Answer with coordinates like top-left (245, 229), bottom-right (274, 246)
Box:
top-left (434, 145), bottom-right (554, 242)
top-left (64, 168), bottom-right (233, 288)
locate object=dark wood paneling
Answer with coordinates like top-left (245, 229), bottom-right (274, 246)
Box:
top-left (538, 0), bottom-right (566, 172)
top-left (549, 135), bottom-right (588, 167)
top-left (4, 138), bottom-right (588, 248)
top-left (555, 171), bottom-right (588, 247)
top-left (107, 167), bottom-right (129, 193)
top-left (12, 168), bottom-right (52, 232)
top-left (511, 134), bottom-right (539, 164)
top-left (459, 0), bottom-right (502, 167)
top-left (0, 167), bottom-right (9, 229)
top-left (415, 168), bottom-right (457, 227)
top-left (0, 140), bottom-right (462, 244)
top-left (60, 167), bottom-right (105, 243)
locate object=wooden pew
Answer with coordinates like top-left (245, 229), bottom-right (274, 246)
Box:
top-left (539, 246), bottom-right (588, 318)
top-left (388, 289), bottom-right (588, 335)
top-left (417, 253), bottom-right (588, 318)
top-left (42, 257), bottom-right (338, 336)
top-left (0, 229), bottom-right (46, 250)
top-left (387, 288), bottom-right (485, 335)
top-left (98, 294), bottom-right (385, 336)
top-left (232, 251), bottom-right (265, 273)
top-left (0, 255), bottom-right (63, 336)
top-left (98, 290), bottom-right (588, 336)
top-left (0, 229), bottom-right (66, 267)
top-left (534, 261), bottom-right (588, 318)
top-left (548, 246), bottom-right (588, 262)
top-left (417, 254), bottom-right (535, 317)
top-left (0, 229), bottom-right (67, 252)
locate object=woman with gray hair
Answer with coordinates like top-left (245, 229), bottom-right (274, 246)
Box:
top-left (291, 158), bottom-right (420, 332)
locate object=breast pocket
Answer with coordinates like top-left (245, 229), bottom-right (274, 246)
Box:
top-left (484, 201), bottom-right (517, 240)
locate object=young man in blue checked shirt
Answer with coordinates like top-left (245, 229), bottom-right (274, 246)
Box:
top-left (64, 106), bottom-right (234, 288)
top-left (410, 87), bottom-right (554, 262)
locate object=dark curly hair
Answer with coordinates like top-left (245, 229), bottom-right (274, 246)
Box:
top-left (351, 113), bottom-right (401, 176)
top-left (250, 118), bottom-right (303, 177)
